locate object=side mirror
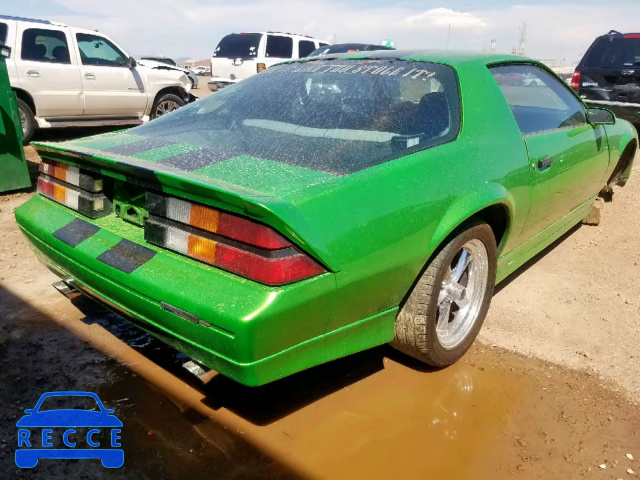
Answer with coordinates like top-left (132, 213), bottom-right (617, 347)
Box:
top-left (126, 57), bottom-right (137, 69)
top-left (105, 409), bottom-right (115, 414)
top-left (587, 107), bottom-right (615, 126)
top-left (0, 44), bottom-right (11, 59)
top-left (23, 409), bottom-right (33, 415)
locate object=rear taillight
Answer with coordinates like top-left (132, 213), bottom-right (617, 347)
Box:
top-left (257, 63), bottom-right (266, 73)
top-left (38, 160), bottom-right (111, 218)
top-left (144, 193), bottom-right (325, 285)
top-left (40, 159), bottom-right (103, 192)
top-left (570, 70), bottom-right (581, 90)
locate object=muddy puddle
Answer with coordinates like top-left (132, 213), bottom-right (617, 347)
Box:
top-left (1, 271), bottom-right (638, 480)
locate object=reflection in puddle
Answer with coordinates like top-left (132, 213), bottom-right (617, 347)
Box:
top-left (277, 358), bottom-right (525, 479)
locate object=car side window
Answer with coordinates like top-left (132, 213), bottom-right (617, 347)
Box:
top-left (0, 23), bottom-right (8, 45)
top-left (490, 65), bottom-right (587, 135)
top-left (266, 35), bottom-right (293, 59)
top-left (21, 28), bottom-right (71, 64)
top-left (298, 40), bottom-right (316, 58)
top-left (76, 33), bottom-right (128, 67)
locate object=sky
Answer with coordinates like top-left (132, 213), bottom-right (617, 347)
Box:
top-left (3, 0), bottom-right (640, 65)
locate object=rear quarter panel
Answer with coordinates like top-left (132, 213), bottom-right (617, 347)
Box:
top-left (283, 60), bottom-right (533, 334)
top-left (603, 118), bottom-right (638, 184)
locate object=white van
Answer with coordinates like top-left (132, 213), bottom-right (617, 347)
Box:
top-left (1, 15), bottom-right (194, 143)
top-left (208, 32), bottom-right (329, 91)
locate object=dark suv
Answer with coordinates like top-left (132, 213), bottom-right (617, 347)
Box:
top-left (572, 31), bottom-right (640, 125)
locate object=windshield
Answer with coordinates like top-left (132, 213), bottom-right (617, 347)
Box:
top-left (584, 37), bottom-right (640, 68)
top-left (38, 395), bottom-right (100, 412)
top-left (131, 59), bottom-right (461, 175)
top-left (213, 33), bottom-right (261, 59)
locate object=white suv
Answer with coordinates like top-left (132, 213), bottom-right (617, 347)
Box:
top-left (1, 15), bottom-right (194, 144)
top-left (208, 32), bottom-right (329, 91)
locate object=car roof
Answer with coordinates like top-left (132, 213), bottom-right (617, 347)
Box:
top-left (225, 31), bottom-right (324, 41)
top-left (0, 14), bottom-right (66, 27)
top-left (598, 30), bottom-right (640, 38)
top-left (294, 49), bottom-right (532, 68)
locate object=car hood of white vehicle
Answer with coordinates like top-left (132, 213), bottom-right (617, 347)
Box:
top-left (137, 62), bottom-right (191, 92)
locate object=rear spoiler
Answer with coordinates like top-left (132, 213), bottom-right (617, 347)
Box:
top-left (33, 143), bottom-right (338, 271)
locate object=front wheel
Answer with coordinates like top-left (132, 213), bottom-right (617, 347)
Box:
top-left (392, 221), bottom-right (497, 367)
top-left (151, 93), bottom-right (185, 120)
top-left (17, 98), bottom-right (36, 145)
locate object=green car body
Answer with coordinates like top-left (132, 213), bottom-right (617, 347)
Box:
top-left (0, 44), bottom-right (31, 193)
top-left (15, 51), bottom-right (637, 386)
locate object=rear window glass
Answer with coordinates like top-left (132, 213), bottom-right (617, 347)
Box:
top-left (266, 35), bottom-right (293, 58)
top-left (21, 28), bottom-right (70, 64)
top-left (214, 33), bottom-right (261, 59)
top-left (583, 37), bottom-right (640, 68)
top-left (0, 23), bottom-right (7, 45)
top-left (299, 40), bottom-right (316, 58)
top-left (128, 60), bottom-right (461, 175)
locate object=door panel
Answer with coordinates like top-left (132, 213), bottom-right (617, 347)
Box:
top-left (520, 125), bottom-right (609, 240)
top-left (490, 64), bottom-right (610, 244)
top-left (16, 26), bottom-right (83, 117)
top-left (75, 32), bottom-right (147, 117)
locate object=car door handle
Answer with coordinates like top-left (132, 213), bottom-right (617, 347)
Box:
top-left (537, 157), bottom-right (554, 170)
top-left (84, 73), bottom-right (96, 80)
top-left (26, 70), bottom-right (40, 77)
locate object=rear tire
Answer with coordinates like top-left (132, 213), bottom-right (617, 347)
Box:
top-left (607, 142), bottom-right (636, 188)
top-left (392, 221), bottom-right (498, 367)
top-left (151, 93), bottom-right (185, 120)
top-left (17, 98), bottom-right (36, 145)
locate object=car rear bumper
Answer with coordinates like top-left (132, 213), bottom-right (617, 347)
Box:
top-left (15, 195), bottom-right (394, 386)
top-left (207, 77), bottom-right (238, 91)
top-left (584, 99), bottom-right (640, 125)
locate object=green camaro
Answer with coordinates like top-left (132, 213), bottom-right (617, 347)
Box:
top-left (16, 51), bottom-right (637, 386)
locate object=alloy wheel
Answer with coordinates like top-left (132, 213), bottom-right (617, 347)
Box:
top-left (436, 239), bottom-right (489, 350)
top-left (155, 100), bottom-right (180, 117)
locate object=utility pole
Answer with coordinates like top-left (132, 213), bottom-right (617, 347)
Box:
top-left (490, 39), bottom-right (496, 52)
top-left (446, 24), bottom-right (451, 50)
top-left (516, 22), bottom-right (527, 56)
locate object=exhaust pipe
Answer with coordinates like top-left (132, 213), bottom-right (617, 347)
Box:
top-left (52, 278), bottom-right (82, 299)
top-left (182, 360), bottom-right (216, 383)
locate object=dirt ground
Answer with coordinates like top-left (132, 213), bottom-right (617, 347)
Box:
top-left (0, 138), bottom-right (638, 479)
top-left (481, 165), bottom-right (640, 399)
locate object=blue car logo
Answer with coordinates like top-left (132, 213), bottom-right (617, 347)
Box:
top-left (15, 391), bottom-right (123, 469)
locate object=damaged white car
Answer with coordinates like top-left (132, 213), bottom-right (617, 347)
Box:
top-left (2, 15), bottom-right (196, 144)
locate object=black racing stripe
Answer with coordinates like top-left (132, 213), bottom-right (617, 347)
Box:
top-left (53, 218), bottom-right (100, 248)
top-left (97, 239), bottom-right (156, 274)
top-left (103, 137), bottom-right (175, 156)
top-left (157, 148), bottom-right (234, 172)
